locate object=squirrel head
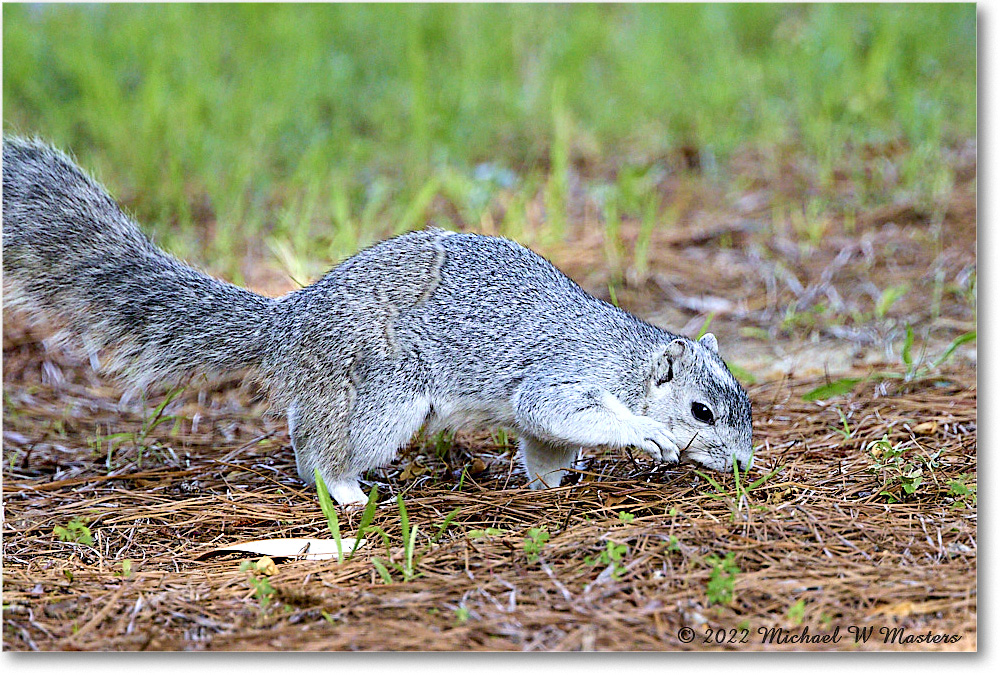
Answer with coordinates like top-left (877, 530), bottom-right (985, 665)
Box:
top-left (644, 333), bottom-right (754, 472)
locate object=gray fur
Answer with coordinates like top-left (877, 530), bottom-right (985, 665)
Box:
top-left (2, 137), bottom-right (754, 505)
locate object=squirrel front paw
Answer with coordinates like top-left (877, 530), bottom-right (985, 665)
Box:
top-left (627, 417), bottom-right (680, 464)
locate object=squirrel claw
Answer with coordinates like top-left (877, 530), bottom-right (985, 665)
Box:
top-left (630, 417), bottom-right (681, 464)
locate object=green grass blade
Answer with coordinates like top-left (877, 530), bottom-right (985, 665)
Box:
top-left (747, 464), bottom-right (785, 491)
top-left (431, 507), bottom-right (461, 544)
top-left (365, 525), bottom-right (392, 554)
top-left (150, 386), bottom-right (185, 424)
top-left (732, 457), bottom-right (743, 498)
top-left (406, 523), bottom-right (419, 579)
top-left (350, 485), bottom-right (379, 558)
top-left (901, 324), bottom-right (914, 369)
top-left (931, 331), bottom-right (976, 369)
top-left (314, 468), bottom-right (343, 562)
top-left (397, 493), bottom-right (410, 548)
top-left (802, 378), bottom-right (863, 401)
top-left (693, 469), bottom-right (727, 496)
top-left (696, 313), bottom-right (716, 340)
top-left (372, 558), bottom-right (393, 584)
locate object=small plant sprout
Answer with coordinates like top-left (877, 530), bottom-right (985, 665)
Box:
top-left (865, 435), bottom-right (943, 503)
top-left (831, 406), bottom-right (854, 442)
top-left (90, 386), bottom-right (186, 470)
top-left (467, 527), bottom-right (507, 539)
top-left (523, 527), bottom-right (550, 562)
top-left (632, 195), bottom-right (669, 281)
top-left (239, 559), bottom-right (277, 614)
top-left (947, 475), bottom-right (977, 509)
top-left (491, 427), bottom-right (511, 448)
top-left (875, 283), bottom-right (909, 319)
top-left (704, 552), bottom-right (740, 606)
top-left (314, 468), bottom-right (378, 562)
top-left (618, 511), bottom-right (635, 524)
top-left (694, 461), bottom-right (784, 521)
top-left (54, 518), bottom-right (93, 546)
top-left (368, 495), bottom-right (460, 583)
top-left (395, 493), bottom-right (420, 581)
top-left (787, 598), bottom-right (806, 626)
top-left (431, 429), bottom-right (455, 457)
top-left (901, 324), bottom-right (916, 379)
top-left (585, 541), bottom-right (629, 580)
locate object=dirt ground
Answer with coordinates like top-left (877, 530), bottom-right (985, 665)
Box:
top-left (2, 153), bottom-right (977, 651)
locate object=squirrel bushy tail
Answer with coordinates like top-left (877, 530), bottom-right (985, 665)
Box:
top-left (2, 137), bottom-right (275, 387)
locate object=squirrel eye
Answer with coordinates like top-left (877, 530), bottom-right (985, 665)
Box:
top-left (691, 402), bottom-right (715, 425)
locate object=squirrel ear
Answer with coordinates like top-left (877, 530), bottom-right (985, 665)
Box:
top-left (651, 340), bottom-right (687, 386)
top-left (699, 332), bottom-right (719, 354)
top-left (666, 339), bottom-right (687, 359)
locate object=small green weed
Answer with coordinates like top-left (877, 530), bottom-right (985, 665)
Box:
top-left (90, 387), bottom-right (186, 470)
top-left (367, 494), bottom-right (460, 583)
top-left (631, 195), bottom-right (669, 281)
top-left (116, 559), bottom-right (133, 579)
top-left (523, 527), bottom-right (550, 562)
top-left (947, 474), bottom-right (976, 509)
top-left (704, 552), bottom-right (740, 606)
top-left (54, 518), bottom-right (93, 546)
top-left (786, 598), bottom-right (806, 626)
top-left (789, 198), bottom-right (830, 248)
top-left (695, 460), bottom-right (784, 521)
top-left (831, 407), bottom-right (854, 443)
top-left (779, 300), bottom-right (829, 334)
top-left (585, 541), bottom-right (629, 581)
top-left (491, 428), bottom-right (511, 448)
top-left (866, 435), bottom-right (943, 503)
top-left (239, 559), bottom-right (276, 614)
top-left (429, 429), bottom-right (456, 457)
top-left (468, 527), bottom-right (507, 539)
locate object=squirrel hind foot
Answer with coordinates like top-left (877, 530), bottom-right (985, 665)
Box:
top-left (325, 475), bottom-right (369, 507)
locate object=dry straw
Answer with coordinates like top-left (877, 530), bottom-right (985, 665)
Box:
top-left (3, 329), bottom-right (976, 650)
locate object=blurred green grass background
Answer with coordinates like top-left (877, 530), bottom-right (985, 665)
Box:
top-left (3, 3), bottom-right (976, 283)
